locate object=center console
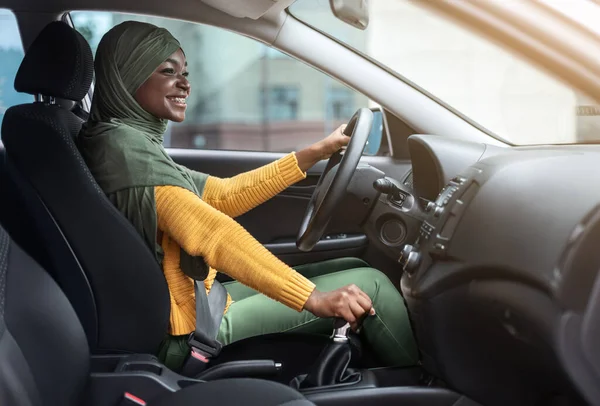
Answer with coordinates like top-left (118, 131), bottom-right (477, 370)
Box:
top-left (399, 166), bottom-right (482, 282)
top-left (85, 323), bottom-right (480, 406)
top-left (288, 320), bottom-right (479, 406)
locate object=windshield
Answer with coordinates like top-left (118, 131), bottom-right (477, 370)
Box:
top-left (290, 0), bottom-right (600, 145)
top-left (540, 0), bottom-right (600, 36)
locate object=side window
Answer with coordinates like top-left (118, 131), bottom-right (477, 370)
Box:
top-left (0, 9), bottom-right (29, 125)
top-left (71, 12), bottom-right (381, 154)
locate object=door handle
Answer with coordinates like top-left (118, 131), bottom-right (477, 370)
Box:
top-left (265, 234), bottom-right (368, 255)
top-left (283, 185), bottom-right (316, 197)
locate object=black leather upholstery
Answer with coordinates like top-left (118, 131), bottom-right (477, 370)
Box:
top-left (0, 225), bottom-right (315, 406)
top-left (1, 21), bottom-right (170, 354)
top-left (0, 225), bottom-right (89, 405)
top-left (15, 21), bottom-right (93, 101)
top-left (292, 340), bottom-right (361, 389)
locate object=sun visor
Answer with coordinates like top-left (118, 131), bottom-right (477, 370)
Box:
top-left (200, 0), bottom-right (289, 19)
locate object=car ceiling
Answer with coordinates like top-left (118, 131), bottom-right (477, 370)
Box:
top-left (2, 0), bottom-right (294, 19)
top-left (3, 0), bottom-right (296, 52)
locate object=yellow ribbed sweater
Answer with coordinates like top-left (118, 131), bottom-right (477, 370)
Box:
top-left (155, 153), bottom-right (317, 336)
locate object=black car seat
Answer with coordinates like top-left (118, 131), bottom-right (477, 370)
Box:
top-left (1, 21), bottom-right (170, 355)
top-left (0, 222), bottom-right (314, 406)
top-left (0, 20), bottom-right (331, 381)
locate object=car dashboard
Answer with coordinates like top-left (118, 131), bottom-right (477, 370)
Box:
top-left (400, 134), bottom-right (600, 406)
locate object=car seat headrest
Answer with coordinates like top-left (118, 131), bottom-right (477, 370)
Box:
top-left (15, 21), bottom-right (93, 102)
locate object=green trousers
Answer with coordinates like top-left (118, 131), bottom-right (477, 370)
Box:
top-left (158, 258), bottom-right (418, 371)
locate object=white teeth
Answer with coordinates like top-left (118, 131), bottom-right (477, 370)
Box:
top-left (169, 97), bottom-right (186, 104)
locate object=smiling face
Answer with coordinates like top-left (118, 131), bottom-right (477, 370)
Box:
top-left (134, 48), bottom-right (190, 122)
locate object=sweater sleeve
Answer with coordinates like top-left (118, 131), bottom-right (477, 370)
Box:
top-left (201, 152), bottom-right (306, 218)
top-left (155, 185), bottom-right (315, 311)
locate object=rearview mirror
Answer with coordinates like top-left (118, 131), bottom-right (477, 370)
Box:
top-left (329, 0), bottom-right (369, 30)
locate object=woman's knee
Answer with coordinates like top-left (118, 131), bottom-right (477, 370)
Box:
top-left (310, 266), bottom-right (399, 305)
top-left (342, 267), bottom-right (398, 302)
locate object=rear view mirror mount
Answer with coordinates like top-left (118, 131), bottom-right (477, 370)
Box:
top-left (329, 0), bottom-right (369, 30)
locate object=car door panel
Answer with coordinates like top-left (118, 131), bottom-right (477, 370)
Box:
top-left (265, 233), bottom-right (368, 267)
top-left (168, 148), bottom-right (412, 268)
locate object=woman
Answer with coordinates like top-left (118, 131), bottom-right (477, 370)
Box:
top-left (79, 21), bottom-right (417, 371)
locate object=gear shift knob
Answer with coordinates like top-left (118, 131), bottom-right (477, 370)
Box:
top-left (332, 318), bottom-right (350, 343)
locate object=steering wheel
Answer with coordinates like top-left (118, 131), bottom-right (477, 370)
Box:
top-left (296, 108), bottom-right (374, 252)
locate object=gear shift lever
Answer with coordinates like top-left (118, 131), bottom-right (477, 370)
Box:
top-left (290, 318), bottom-right (362, 389)
top-left (332, 318), bottom-right (351, 342)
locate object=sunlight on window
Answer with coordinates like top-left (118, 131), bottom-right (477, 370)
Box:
top-left (291, 0), bottom-right (600, 145)
top-left (539, 0), bottom-right (600, 35)
top-left (0, 9), bottom-right (30, 125)
top-left (71, 11), bottom-right (371, 153)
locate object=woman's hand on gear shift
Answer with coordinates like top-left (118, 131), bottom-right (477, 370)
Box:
top-left (303, 284), bottom-right (376, 331)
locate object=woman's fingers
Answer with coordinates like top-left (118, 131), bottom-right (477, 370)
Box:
top-left (339, 305), bottom-right (357, 326)
top-left (346, 284), bottom-right (372, 311)
top-left (352, 285), bottom-right (376, 315)
top-left (304, 285), bottom-right (376, 324)
top-left (348, 300), bottom-right (369, 330)
top-left (357, 289), bottom-right (373, 311)
top-left (335, 285), bottom-right (373, 330)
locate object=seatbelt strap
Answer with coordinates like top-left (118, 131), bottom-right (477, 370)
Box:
top-left (204, 279), bottom-right (228, 338)
top-left (190, 279), bottom-right (227, 347)
top-left (181, 280), bottom-right (227, 376)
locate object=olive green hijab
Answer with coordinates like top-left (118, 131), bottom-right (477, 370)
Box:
top-left (79, 21), bottom-right (208, 278)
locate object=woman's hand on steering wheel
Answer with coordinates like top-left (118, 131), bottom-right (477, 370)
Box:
top-left (295, 125), bottom-right (349, 172)
top-left (316, 124), bottom-right (349, 160)
top-left (296, 108), bottom-right (373, 252)
top-left (303, 284), bottom-right (376, 331)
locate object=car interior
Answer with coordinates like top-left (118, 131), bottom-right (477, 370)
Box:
top-left (1, 0), bottom-right (599, 405)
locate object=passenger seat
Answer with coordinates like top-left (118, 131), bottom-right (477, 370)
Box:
top-left (0, 222), bottom-right (314, 406)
